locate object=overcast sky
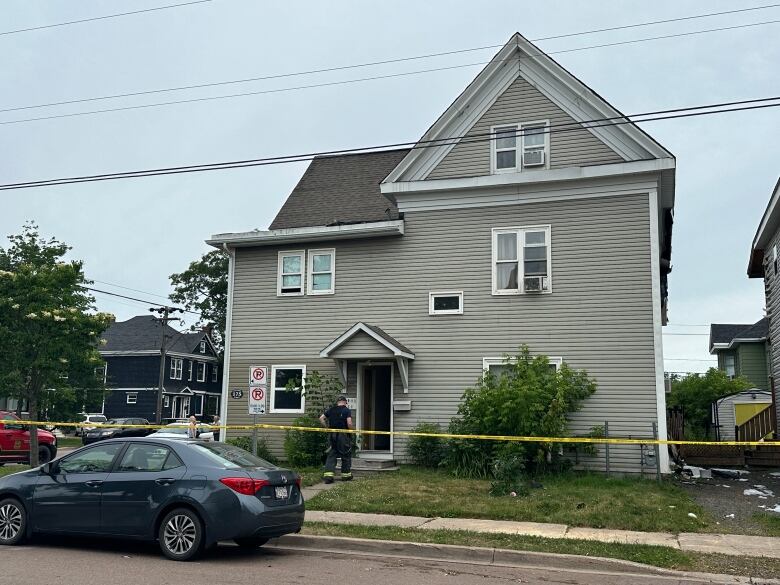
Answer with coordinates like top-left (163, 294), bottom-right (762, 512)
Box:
top-left (2, 0), bottom-right (779, 373)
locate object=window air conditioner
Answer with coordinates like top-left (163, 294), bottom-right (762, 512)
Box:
top-left (522, 149), bottom-right (545, 167)
top-left (523, 276), bottom-right (548, 292)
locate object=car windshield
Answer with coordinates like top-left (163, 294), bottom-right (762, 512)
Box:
top-left (88, 416), bottom-right (107, 423)
top-left (107, 419), bottom-right (126, 425)
top-left (189, 442), bottom-right (274, 469)
top-left (156, 426), bottom-right (188, 435)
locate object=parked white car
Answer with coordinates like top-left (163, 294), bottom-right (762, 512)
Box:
top-left (74, 413), bottom-right (107, 436)
top-left (147, 422), bottom-right (214, 441)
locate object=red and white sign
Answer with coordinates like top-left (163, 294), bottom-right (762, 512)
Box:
top-left (249, 386), bottom-right (266, 415)
top-left (249, 366), bottom-right (268, 387)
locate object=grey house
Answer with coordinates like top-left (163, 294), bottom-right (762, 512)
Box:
top-left (709, 318), bottom-right (769, 390)
top-left (210, 33), bottom-right (676, 473)
top-left (748, 177), bottom-right (780, 432)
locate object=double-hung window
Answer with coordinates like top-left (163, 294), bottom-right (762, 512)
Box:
top-left (724, 354), bottom-right (736, 378)
top-left (197, 362), bottom-right (206, 382)
top-left (278, 251), bottom-right (305, 296)
top-left (491, 121), bottom-right (549, 173)
top-left (270, 365), bottom-right (306, 413)
top-left (483, 356), bottom-right (562, 377)
top-left (188, 361), bottom-right (193, 381)
top-left (170, 358), bottom-right (183, 380)
top-left (492, 125), bottom-right (519, 172)
top-left (199, 341), bottom-right (206, 354)
top-left (492, 226), bottom-right (552, 294)
top-left (212, 364), bottom-right (219, 383)
top-left (307, 249), bottom-right (335, 295)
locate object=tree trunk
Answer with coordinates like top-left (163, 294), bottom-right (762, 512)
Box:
top-left (29, 392), bottom-right (39, 467)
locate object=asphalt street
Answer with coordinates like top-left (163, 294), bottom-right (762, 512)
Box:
top-left (0, 538), bottom-right (748, 585)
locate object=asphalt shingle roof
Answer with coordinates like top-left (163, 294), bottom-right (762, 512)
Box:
top-left (101, 315), bottom-right (206, 354)
top-left (709, 317), bottom-right (769, 351)
top-left (268, 149), bottom-right (411, 230)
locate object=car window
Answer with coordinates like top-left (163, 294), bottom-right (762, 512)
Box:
top-left (189, 443), bottom-right (274, 469)
top-left (162, 451), bottom-right (184, 470)
top-left (88, 416), bottom-right (107, 423)
top-left (59, 443), bottom-right (123, 474)
top-left (117, 444), bottom-right (175, 472)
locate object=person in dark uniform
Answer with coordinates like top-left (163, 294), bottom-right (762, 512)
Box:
top-left (319, 395), bottom-right (353, 483)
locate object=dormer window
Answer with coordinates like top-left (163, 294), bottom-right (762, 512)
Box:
top-left (199, 340), bottom-right (206, 354)
top-left (491, 121), bottom-right (549, 173)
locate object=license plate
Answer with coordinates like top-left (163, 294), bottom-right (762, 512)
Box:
top-left (274, 486), bottom-right (288, 499)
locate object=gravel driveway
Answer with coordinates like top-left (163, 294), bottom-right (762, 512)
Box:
top-left (675, 468), bottom-right (780, 535)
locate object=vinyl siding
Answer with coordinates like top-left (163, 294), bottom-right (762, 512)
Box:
top-left (736, 343), bottom-right (769, 390)
top-left (224, 192), bottom-right (659, 473)
top-left (427, 75), bottom-right (624, 180)
top-left (763, 228), bottom-right (780, 426)
top-left (330, 331), bottom-right (395, 359)
top-left (715, 391), bottom-right (773, 441)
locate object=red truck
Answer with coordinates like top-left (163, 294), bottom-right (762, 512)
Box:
top-left (0, 411), bottom-right (58, 466)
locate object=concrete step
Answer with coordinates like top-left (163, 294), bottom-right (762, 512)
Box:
top-left (351, 458), bottom-right (398, 470)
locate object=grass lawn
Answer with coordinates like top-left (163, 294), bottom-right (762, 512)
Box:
top-left (306, 467), bottom-right (711, 533)
top-left (303, 522), bottom-right (780, 580)
top-left (0, 465), bottom-right (29, 478)
top-left (294, 467), bottom-right (325, 487)
top-left (753, 513), bottom-right (780, 537)
top-left (56, 437), bottom-right (82, 448)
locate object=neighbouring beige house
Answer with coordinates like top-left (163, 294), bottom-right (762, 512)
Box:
top-left (209, 33), bottom-right (677, 473)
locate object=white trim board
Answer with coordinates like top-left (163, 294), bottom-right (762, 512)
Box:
top-left (383, 33), bottom-right (672, 184)
top-left (100, 350), bottom-right (219, 363)
top-left (219, 244), bottom-right (236, 427)
top-left (320, 322), bottom-right (415, 360)
top-left (208, 220), bottom-right (404, 248)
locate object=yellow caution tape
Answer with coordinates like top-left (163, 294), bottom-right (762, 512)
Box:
top-left (6, 419), bottom-right (778, 448)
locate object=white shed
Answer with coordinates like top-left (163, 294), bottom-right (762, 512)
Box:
top-left (712, 389), bottom-right (773, 441)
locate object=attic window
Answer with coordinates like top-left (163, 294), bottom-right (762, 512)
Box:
top-left (199, 340), bottom-right (206, 353)
top-left (491, 121), bottom-right (549, 173)
top-left (278, 251), bottom-right (305, 296)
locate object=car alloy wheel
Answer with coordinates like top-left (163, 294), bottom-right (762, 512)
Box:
top-left (0, 500), bottom-right (24, 545)
top-left (159, 509), bottom-right (203, 560)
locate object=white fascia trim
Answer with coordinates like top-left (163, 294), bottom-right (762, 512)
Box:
top-left (219, 244), bottom-right (235, 428)
top-left (100, 350), bottom-right (219, 362)
top-left (751, 178), bottom-right (780, 251)
top-left (383, 158), bottom-right (674, 196)
top-left (207, 220), bottom-right (404, 248)
top-left (710, 338), bottom-right (768, 353)
top-left (320, 322), bottom-right (415, 360)
top-left (649, 189), bottom-right (670, 474)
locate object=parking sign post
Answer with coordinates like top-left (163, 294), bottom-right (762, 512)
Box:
top-left (248, 367), bottom-right (268, 456)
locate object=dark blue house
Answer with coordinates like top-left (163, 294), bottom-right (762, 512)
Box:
top-left (100, 315), bottom-right (222, 421)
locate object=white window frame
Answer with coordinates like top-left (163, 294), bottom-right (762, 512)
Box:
top-left (491, 225), bottom-right (552, 296)
top-left (490, 120), bottom-right (550, 174)
top-left (199, 340), bottom-right (206, 354)
top-left (126, 392), bottom-right (138, 405)
top-left (724, 354), bottom-right (736, 378)
top-left (277, 250), bottom-right (305, 296)
top-left (483, 356), bottom-right (563, 373)
top-left (490, 123), bottom-right (520, 174)
top-left (519, 120), bottom-right (550, 170)
top-left (170, 358), bottom-right (183, 380)
top-left (270, 364), bottom-right (306, 414)
top-left (188, 360), bottom-right (193, 381)
top-left (212, 364), bottom-right (219, 383)
top-left (196, 362), bottom-right (206, 383)
top-left (164, 395), bottom-right (170, 408)
top-left (429, 291), bottom-right (464, 315)
top-left (307, 248), bottom-right (336, 295)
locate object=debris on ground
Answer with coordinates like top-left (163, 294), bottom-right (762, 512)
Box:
top-left (743, 485), bottom-right (775, 498)
top-left (711, 468), bottom-right (750, 479)
top-left (769, 472), bottom-right (780, 478)
top-left (724, 513), bottom-right (735, 519)
top-left (682, 466), bottom-right (713, 479)
top-left (688, 512), bottom-right (698, 519)
top-left (767, 505), bottom-right (780, 513)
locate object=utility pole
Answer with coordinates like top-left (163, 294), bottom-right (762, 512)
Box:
top-left (149, 306), bottom-right (183, 424)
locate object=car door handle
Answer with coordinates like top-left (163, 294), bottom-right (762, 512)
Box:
top-left (155, 478), bottom-right (176, 486)
top-left (85, 480), bottom-right (103, 488)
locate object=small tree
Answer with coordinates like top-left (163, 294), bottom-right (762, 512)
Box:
top-left (444, 347), bottom-right (597, 490)
top-left (667, 369), bottom-right (752, 439)
top-left (0, 224), bottom-right (113, 466)
top-left (169, 250), bottom-right (228, 354)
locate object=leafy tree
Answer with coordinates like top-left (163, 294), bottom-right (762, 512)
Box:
top-left (169, 250), bottom-right (228, 353)
top-left (444, 347), bottom-right (597, 492)
top-left (0, 224), bottom-right (113, 465)
top-left (667, 368), bottom-right (752, 439)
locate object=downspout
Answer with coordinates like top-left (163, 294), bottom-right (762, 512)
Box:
top-left (219, 243), bottom-right (236, 436)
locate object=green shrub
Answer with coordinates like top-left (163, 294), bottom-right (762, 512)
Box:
top-left (284, 414), bottom-right (327, 468)
top-left (407, 422), bottom-right (446, 468)
top-left (444, 346), bottom-right (597, 486)
top-left (226, 435), bottom-right (278, 464)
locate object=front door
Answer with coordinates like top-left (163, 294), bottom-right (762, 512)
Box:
top-left (359, 364), bottom-right (392, 452)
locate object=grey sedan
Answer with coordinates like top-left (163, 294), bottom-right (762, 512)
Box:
top-left (0, 438), bottom-right (304, 560)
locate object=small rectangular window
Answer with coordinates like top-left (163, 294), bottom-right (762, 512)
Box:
top-left (492, 226), bottom-right (552, 295)
top-left (270, 365), bottom-right (306, 413)
top-left (429, 291), bottom-right (464, 315)
top-left (212, 364), bottom-right (219, 383)
top-left (126, 392), bottom-right (138, 404)
top-left (197, 362), bottom-right (206, 382)
top-left (164, 396), bottom-right (170, 407)
top-left (483, 356), bottom-right (562, 376)
top-left (170, 358), bottom-right (183, 380)
top-left (278, 251), bottom-right (305, 296)
top-left (307, 249), bottom-right (335, 295)
top-left (724, 354), bottom-right (736, 378)
top-left (492, 125), bottom-right (518, 172)
top-left (520, 122), bottom-right (548, 168)
top-left (199, 340), bottom-right (206, 354)
top-left (188, 361), bottom-right (193, 381)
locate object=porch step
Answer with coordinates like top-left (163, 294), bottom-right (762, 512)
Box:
top-left (350, 458), bottom-right (399, 474)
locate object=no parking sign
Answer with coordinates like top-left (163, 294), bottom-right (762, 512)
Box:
top-left (249, 386), bottom-right (266, 415)
top-left (249, 366), bottom-right (268, 387)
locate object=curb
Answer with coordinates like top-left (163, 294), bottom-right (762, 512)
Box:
top-left (267, 534), bottom-right (780, 584)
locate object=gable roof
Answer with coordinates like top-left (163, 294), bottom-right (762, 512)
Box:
top-left (101, 315), bottom-right (212, 355)
top-left (748, 176), bottom-right (780, 277)
top-left (384, 32), bottom-right (673, 184)
top-left (320, 322), bottom-right (414, 359)
top-left (709, 318), bottom-right (769, 352)
top-left (269, 149), bottom-right (411, 230)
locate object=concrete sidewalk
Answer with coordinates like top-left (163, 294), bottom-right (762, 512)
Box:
top-left (304, 510), bottom-right (780, 559)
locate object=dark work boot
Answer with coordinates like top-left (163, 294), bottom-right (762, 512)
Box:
top-left (341, 472), bottom-right (353, 481)
top-left (323, 473), bottom-right (335, 484)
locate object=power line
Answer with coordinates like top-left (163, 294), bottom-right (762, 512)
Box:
top-left (3, 18), bottom-right (780, 126)
top-left (84, 286), bottom-right (199, 316)
top-left (4, 3), bottom-right (778, 114)
top-left (0, 0), bottom-right (215, 36)
top-left (91, 278), bottom-right (172, 301)
top-left (1, 95), bottom-right (779, 191)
